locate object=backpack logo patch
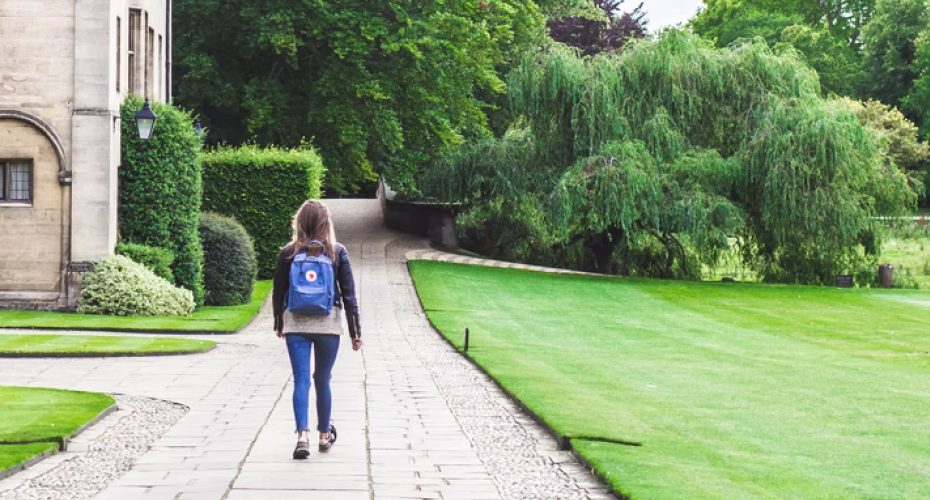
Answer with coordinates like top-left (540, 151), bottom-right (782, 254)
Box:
top-left (305, 270), bottom-right (318, 282)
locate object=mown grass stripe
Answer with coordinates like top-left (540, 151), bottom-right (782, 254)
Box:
top-left (410, 260), bottom-right (930, 500)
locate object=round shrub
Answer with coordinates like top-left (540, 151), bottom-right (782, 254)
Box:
top-left (199, 212), bottom-right (257, 306)
top-left (78, 255), bottom-right (195, 316)
top-left (115, 242), bottom-right (175, 283)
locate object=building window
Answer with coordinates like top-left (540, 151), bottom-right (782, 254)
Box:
top-left (146, 27), bottom-right (155, 99)
top-left (128, 9), bottom-right (140, 94)
top-left (0, 161), bottom-right (33, 204)
top-left (116, 17), bottom-right (121, 92)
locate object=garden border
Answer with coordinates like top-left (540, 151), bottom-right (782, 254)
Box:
top-left (0, 344), bottom-right (216, 358)
top-left (0, 326), bottom-right (239, 335)
top-left (0, 402), bottom-right (118, 481)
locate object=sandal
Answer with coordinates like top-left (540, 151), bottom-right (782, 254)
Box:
top-left (319, 424), bottom-right (337, 452)
top-left (293, 439), bottom-right (311, 459)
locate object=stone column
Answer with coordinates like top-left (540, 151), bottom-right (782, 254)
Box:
top-left (70, 0), bottom-right (118, 263)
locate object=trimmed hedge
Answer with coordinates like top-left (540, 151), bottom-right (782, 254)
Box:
top-left (115, 242), bottom-right (175, 283)
top-left (78, 255), bottom-right (195, 316)
top-left (200, 212), bottom-right (257, 306)
top-left (120, 95), bottom-right (205, 305)
top-left (201, 145), bottom-right (325, 278)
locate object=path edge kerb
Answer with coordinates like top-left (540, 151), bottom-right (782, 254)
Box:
top-left (0, 325), bottom-right (238, 335)
top-left (0, 343), bottom-right (217, 358)
top-left (0, 402), bottom-right (118, 481)
top-left (404, 257), bottom-right (631, 500)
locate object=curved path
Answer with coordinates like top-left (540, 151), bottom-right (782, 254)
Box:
top-left (0, 200), bottom-right (613, 500)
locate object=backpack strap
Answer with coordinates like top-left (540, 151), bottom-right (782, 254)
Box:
top-left (305, 240), bottom-right (325, 252)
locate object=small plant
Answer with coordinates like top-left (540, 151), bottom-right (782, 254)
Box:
top-left (199, 212), bottom-right (258, 306)
top-left (115, 242), bottom-right (175, 283)
top-left (78, 255), bottom-right (195, 316)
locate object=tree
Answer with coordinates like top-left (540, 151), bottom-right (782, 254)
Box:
top-left (691, 0), bottom-right (875, 49)
top-left (861, 0), bottom-right (929, 110)
top-left (903, 33), bottom-right (930, 138)
top-left (837, 97), bottom-right (930, 170)
top-left (691, 5), bottom-right (802, 48)
top-left (547, 0), bottom-right (647, 57)
top-left (422, 31), bottom-right (917, 283)
top-left (690, 0), bottom-right (870, 98)
top-left (776, 25), bottom-right (862, 96)
top-left (173, 0), bottom-right (545, 194)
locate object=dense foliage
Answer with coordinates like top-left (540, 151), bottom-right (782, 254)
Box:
top-left (78, 255), bottom-right (196, 316)
top-left (201, 145), bottom-right (324, 279)
top-left (119, 95), bottom-right (205, 305)
top-left (837, 98), bottom-right (930, 171)
top-left (904, 33), bottom-right (930, 137)
top-left (424, 31), bottom-right (918, 284)
top-left (174, 0), bottom-right (547, 194)
top-left (199, 212), bottom-right (258, 306)
top-left (861, 0), bottom-right (929, 112)
top-left (775, 25), bottom-right (861, 97)
top-left (691, 0), bottom-right (875, 50)
top-left (114, 243), bottom-right (175, 283)
top-left (691, 0), bottom-right (930, 138)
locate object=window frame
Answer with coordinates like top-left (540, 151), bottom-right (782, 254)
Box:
top-left (0, 160), bottom-right (34, 206)
top-left (158, 34), bottom-right (163, 100)
top-left (128, 9), bottom-right (141, 95)
top-left (116, 16), bottom-right (121, 92)
top-left (146, 26), bottom-right (154, 99)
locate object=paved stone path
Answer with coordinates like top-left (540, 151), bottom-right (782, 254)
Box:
top-left (0, 199), bottom-right (614, 500)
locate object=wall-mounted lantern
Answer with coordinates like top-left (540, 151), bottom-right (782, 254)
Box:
top-left (134, 100), bottom-right (157, 140)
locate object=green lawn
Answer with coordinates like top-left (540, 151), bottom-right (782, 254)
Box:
top-left (0, 387), bottom-right (114, 472)
top-left (0, 335), bottom-right (215, 355)
top-left (409, 260), bottom-right (930, 500)
top-left (0, 280), bottom-right (271, 332)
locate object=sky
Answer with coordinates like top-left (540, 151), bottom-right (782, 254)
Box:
top-left (636, 0), bottom-right (705, 30)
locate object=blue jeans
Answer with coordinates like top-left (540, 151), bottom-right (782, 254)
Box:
top-left (285, 334), bottom-right (340, 433)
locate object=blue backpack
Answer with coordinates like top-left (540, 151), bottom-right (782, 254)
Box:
top-left (287, 241), bottom-right (336, 315)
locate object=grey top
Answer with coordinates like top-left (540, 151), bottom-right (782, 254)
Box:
top-left (283, 306), bottom-right (344, 335)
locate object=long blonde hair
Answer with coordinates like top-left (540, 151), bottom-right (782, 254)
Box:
top-left (286, 200), bottom-right (337, 260)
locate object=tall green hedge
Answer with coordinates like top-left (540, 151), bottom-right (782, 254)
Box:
top-left (201, 145), bottom-right (325, 278)
top-left (119, 95), bottom-right (205, 305)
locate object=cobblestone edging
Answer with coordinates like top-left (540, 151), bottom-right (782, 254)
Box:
top-left (0, 395), bottom-right (188, 500)
top-left (391, 242), bottom-right (616, 500)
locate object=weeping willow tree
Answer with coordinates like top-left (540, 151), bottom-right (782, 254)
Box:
top-left (422, 30), bottom-right (918, 282)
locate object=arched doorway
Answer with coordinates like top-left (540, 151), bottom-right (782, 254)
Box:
top-left (0, 110), bottom-right (70, 308)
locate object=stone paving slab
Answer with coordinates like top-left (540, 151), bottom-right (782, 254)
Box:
top-left (0, 199), bottom-right (616, 500)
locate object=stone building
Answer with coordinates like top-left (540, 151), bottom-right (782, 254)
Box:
top-left (0, 0), bottom-right (170, 310)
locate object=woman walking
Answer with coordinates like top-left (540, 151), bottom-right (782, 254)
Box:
top-left (273, 200), bottom-right (362, 459)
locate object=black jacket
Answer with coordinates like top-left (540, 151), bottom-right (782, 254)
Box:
top-left (272, 243), bottom-right (360, 338)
